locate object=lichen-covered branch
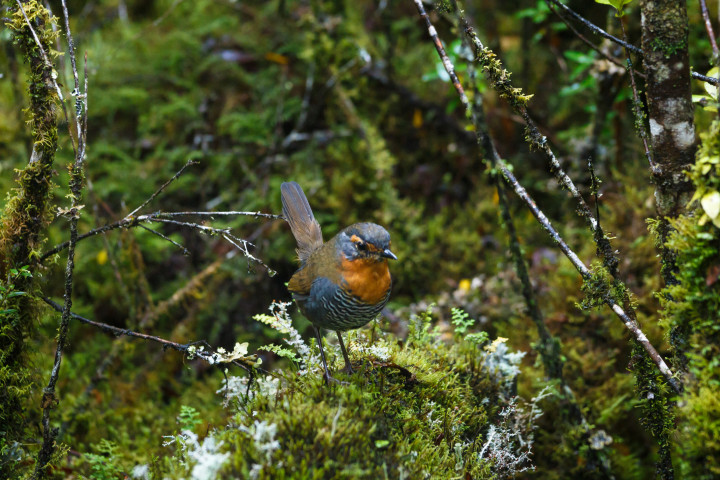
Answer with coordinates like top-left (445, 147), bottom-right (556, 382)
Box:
top-left (0, 1), bottom-right (59, 271)
top-left (459, 18), bottom-right (620, 277)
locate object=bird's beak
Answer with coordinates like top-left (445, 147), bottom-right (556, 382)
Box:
top-left (381, 248), bottom-right (398, 260)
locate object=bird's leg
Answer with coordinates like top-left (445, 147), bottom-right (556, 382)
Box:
top-left (336, 331), bottom-right (354, 375)
top-left (314, 326), bottom-right (341, 385)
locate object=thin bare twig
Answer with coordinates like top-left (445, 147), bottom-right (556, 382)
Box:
top-left (699, 0), bottom-right (719, 57)
top-left (127, 159), bottom-right (198, 218)
top-left (138, 223), bottom-right (190, 255)
top-left (410, 0), bottom-right (681, 394)
top-left (39, 157), bottom-right (280, 275)
top-left (543, 0), bottom-right (645, 79)
top-left (39, 209), bottom-right (281, 264)
top-left (157, 210), bottom-right (283, 220)
top-left (546, 0), bottom-right (640, 53)
top-left (619, 17), bottom-right (656, 172)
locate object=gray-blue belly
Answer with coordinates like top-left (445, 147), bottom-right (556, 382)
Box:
top-left (295, 278), bottom-right (390, 331)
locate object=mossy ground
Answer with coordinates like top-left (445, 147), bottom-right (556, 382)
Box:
top-left (52, 307), bottom-right (550, 479)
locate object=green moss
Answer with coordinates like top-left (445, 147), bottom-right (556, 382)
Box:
top-left (658, 116), bottom-right (720, 478)
top-left (649, 37), bottom-right (688, 59)
top-left (0, 2), bottom-right (59, 477)
top-left (141, 308), bottom-right (548, 479)
top-left (577, 261), bottom-right (630, 311)
top-left (474, 47), bottom-right (534, 112)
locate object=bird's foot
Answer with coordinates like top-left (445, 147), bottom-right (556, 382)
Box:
top-left (323, 372), bottom-right (349, 386)
top-left (339, 362), bottom-right (355, 376)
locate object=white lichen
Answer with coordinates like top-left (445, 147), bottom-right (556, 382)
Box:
top-left (477, 386), bottom-right (553, 477)
top-left (131, 464), bottom-right (150, 479)
top-left (162, 430), bottom-right (230, 480)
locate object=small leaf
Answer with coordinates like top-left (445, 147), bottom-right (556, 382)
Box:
top-left (374, 440), bottom-right (390, 449)
top-left (7, 291), bottom-right (26, 298)
top-left (595, 0), bottom-right (634, 16)
top-left (700, 191), bottom-right (720, 220)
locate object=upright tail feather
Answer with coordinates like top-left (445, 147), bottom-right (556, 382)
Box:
top-left (281, 182), bottom-right (323, 263)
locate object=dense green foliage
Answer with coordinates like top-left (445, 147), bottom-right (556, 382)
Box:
top-left (0, 0), bottom-right (719, 478)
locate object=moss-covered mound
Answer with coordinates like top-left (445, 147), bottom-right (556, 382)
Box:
top-left (143, 306), bottom-right (547, 479)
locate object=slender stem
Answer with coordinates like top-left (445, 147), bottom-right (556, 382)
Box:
top-left (699, 0), bottom-right (719, 57)
top-left (546, 0), bottom-right (641, 53)
top-left (619, 17), bottom-right (656, 172)
top-left (544, 0), bottom-right (645, 78)
top-left (137, 223), bottom-right (190, 255)
top-left (459, 16), bottom-right (619, 276)
top-left (127, 160), bottom-right (198, 218)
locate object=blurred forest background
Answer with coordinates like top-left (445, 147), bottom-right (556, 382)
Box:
top-left (1, 0), bottom-right (719, 478)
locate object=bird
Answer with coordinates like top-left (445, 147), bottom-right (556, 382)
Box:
top-left (281, 181), bottom-right (397, 384)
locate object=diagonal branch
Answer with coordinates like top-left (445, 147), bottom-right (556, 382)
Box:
top-left (41, 297), bottom-right (258, 374)
top-left (699, 0), bottom-right (719, 57)
top-left (459, 18), bottom-right (620, 276)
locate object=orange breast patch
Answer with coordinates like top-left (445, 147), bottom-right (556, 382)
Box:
top-left (340, 256), bottom-right (391, 304)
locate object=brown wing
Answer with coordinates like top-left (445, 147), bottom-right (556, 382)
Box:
top-left (281, 182), bottom-right (323, 263)
top-left (287, 265), bottom-right (314, 296)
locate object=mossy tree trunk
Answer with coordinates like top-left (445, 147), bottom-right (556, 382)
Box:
top-left (0, 2), bottom-right (58, 476)
top-left (640, 0), bottom-right (696, 284)
top-left (640, 0), bottom-right (696, 378)
top-left (638, 2), bottom-right (696, 479)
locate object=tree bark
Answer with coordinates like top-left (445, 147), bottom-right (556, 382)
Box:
top-left (640, 0), bottom-right (696, 283)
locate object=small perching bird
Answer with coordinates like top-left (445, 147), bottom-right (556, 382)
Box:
top-left (281, 182), bottom-right (397, 384)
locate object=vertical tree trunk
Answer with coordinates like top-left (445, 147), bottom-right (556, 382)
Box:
top-left (641, 0), bottom-right (696, 379)
top-left (639, 3), bottom-right (696, 479)
top-left (640, 0), bottom-right (696, 282)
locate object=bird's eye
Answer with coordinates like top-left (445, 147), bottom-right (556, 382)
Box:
top-left (356, 241), bottom-right (368, 251)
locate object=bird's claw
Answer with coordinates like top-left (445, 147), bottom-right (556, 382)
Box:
top-left (339, 363), bottom-right (355, 375)
top-left (323, 373), bottom-right (349, 386)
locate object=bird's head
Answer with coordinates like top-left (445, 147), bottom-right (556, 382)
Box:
top-left (338, 223), bottom-right (397, 262)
